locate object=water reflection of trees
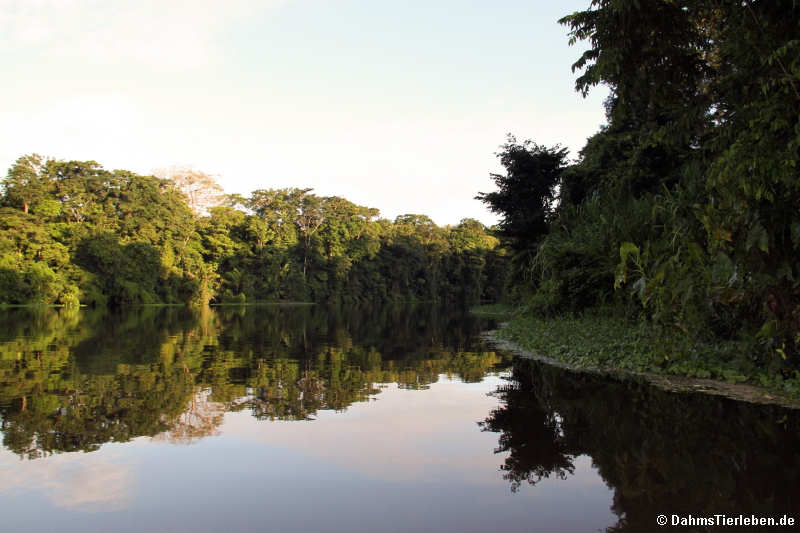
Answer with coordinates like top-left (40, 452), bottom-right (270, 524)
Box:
top-left (482, 359), bottom-right (800, 532)
top-left (479, 381), bottom-right (574, 492)
top-left (0, 304), bottom-right (507, 458)
top-left (153, 389), bottom-right (226, 444)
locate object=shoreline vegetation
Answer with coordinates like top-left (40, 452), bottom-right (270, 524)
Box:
top-left (473, 304), bottom-right (800, 407)
top-left (2, 1), bottom-right (798, 404)
top-left (0, 159), bottom-right (509, 308)
top-left (0, 300), bottom-right (317, 309)
top-left (470, 2), bottom-right (800, 406)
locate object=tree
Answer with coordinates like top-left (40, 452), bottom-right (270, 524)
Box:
top-left (296, 193), bottom-right (325, 279)
top-left (1, 152), bottom-right (509, 307)
top-left (2, 154), bottom-right (50, 214)
top-left (155, 166), bottom-right (224, 215)
top-left (476, 136), bottom-right (569, 253)
top-left (449, 218), bottom-right (498, 253)
top-left (558, 0), bottom-right (800, 354)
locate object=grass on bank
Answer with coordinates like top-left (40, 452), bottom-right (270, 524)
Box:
top-left (472, 304), bottom-right (800, 398)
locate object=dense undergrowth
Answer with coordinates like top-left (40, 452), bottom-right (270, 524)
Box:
top-left (476, 1), bottom-right (800, 390)
top-left (3, 0), bottom-right (798, 394)
top-left (478, 305), bottom-right (800, 398)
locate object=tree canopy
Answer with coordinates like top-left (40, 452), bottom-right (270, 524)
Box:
top-left (1, 155), bottom-right (508, 307)
top-left (479, 0), bottom-right (800, 379)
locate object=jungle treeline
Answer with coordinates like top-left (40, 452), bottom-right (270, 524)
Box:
top-left (0, 156), bottom-right (508, 307)
top-left (3, 0), bottom-right (798, 378)
top-left (478, 1), bottom-right (800, 375)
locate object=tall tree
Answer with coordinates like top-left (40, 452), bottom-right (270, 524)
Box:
top-left (2, 154), bottom-right (50, 214)
top-left (476, 136), bottom-right (568, 253)
top-left (155, 166), bottom-right (224, 215)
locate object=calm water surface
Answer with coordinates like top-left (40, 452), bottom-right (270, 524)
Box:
top-left (0, 305), bottom-right (798, 532)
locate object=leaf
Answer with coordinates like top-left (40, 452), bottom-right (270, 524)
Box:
top-left (615, 242), bottom-right (641, 290)
top-left (632, 277), bottom-right (646, 304)
top-left (614, 263), bottom-right (626, 290)
top-left (756, 320), bottom-right (777, 341)
top-left (746, 223), bottom-right (769, 253)
top-left (619, 241), bottom-right (639, 262)
top-left (711, 252), bottom-right (735, 285)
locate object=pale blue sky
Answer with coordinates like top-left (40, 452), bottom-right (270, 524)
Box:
top-left (1, 0), bottom-right (607, 225)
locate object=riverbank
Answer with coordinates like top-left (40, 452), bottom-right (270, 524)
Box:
top-left (474, 306), bottom-right (800, 408)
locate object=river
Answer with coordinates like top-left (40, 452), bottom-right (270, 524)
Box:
top-left (0, 305), bottom-right (797, 532)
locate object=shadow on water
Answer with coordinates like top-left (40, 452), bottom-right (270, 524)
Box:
top-left (0, 304), bottom-right (507, 458)
top-left (482, 358), bottom-right (800, 532)
top-left (4, 305), bottom-right (799, 531)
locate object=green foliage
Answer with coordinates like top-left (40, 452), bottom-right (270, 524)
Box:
top-left (0, 156), bottom-right (217, 307)
top-left (476, 136), bottom-right (569, 252)
top-left (484, 0), bottom-right (800, 383)
top-left (498, 312), bottom-right (800, 396)
top-left (1, 156), bottom-right (509, 308)
top-left (199, 188), bottom-right (508, 305)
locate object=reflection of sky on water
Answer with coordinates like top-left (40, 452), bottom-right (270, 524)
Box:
top-left (0, 375), bottom-right (615, 533)
top-left (221, 377), bottom-right (509, 484)
top-left (0, 447), bottom-right (133, 512)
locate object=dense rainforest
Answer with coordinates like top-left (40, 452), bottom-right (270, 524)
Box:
top-left (3, 0), bottom-right (799, 389)
top-left (478, 0), bottom-right (800, 387)
top-left (0, 156), bottom-right (508, 307)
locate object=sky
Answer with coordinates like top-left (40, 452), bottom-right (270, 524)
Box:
top-left (0, 0), bottom-right (608, 226)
